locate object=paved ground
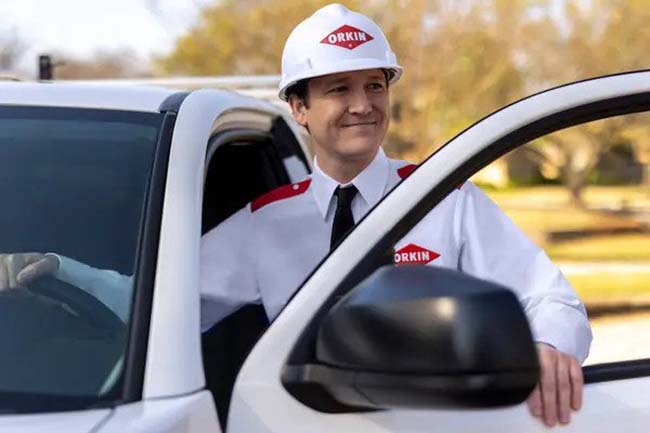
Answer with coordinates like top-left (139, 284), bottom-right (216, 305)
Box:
top-left (556, 261), bottom-right (650, 365)
top-left (559, 262), bottom-right (650, 275)
top-left (585, 312), bottom-right (650, 365)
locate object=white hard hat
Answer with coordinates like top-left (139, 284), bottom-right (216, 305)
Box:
top-left (279, 3), bottom-right (403, 101)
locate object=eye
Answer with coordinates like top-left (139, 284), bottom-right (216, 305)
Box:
top-left (328, 85), bottom-right (348, 94)
top-left (368, 82), bottom-right (386, 92)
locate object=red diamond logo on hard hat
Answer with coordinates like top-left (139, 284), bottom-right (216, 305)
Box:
top-left (320, 25), bottom-right (374, 50)
top-left (394, 244), bottom-right (440, 266)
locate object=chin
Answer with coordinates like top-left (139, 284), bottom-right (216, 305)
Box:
top-left (337, 139), bottom-right (381, 160)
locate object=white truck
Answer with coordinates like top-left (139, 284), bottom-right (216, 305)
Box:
top-left (0, 71), bottom-right (648, 432)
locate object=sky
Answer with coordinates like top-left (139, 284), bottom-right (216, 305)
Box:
top-left (1, 0), bottom-right (577, 79)
top-left (0, 0), bottom-right (213, 77)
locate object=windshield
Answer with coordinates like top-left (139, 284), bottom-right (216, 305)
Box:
top-left (0, 106), bottom-right (163, 412)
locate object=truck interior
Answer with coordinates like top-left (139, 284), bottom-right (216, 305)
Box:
top-left (200, 116), bottom-right (309, 428)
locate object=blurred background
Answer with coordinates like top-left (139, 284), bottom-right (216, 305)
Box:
top-left (2, 0), bottom-right (649, 364)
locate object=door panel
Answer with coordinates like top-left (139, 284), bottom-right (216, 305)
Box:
top-left (230, 72), bottom-right (650, 432)
top-left (364, 377), bottom-right (649, 432)
top-left (475, 112), bottom-right (650, 367)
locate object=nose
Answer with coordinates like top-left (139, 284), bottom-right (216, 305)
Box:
top-left (347, 87), bottom-right (373, 116)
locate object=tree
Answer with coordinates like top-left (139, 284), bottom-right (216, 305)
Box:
top-left (0, 29), bottom-right (27, 73)
top-left (526, 117), bottom-right (638, 206)
top-left (54, 49), bottom-right (149, 79)
top-left (160, 0), bottom-right (650, 200)
top-left (158, 0), bottom-right (360, 76)
top-left (520, 0), bottom-right (650, 204)
top-left (159, 0), bottom-right (529, 159)
top-left (381, 0), bottom-right (528, 159)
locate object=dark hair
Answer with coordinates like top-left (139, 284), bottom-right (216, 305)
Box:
top-left (285, 79), bottom-right (310, 107)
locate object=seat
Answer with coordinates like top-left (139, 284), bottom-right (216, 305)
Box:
top-left (202, 139), bottom-right (289, 234)
top-left (202, 304), bottom-right (269, 427)
top-left (201, 139), bottom-right (290, 428)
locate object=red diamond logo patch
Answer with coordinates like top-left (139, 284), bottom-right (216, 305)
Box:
top-left (394, 243), bottom-right (440, 266)
top-left (320, 25), bottom-right (374, 50)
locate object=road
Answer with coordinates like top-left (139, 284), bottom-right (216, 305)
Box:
top-left (585, 312), bottom-right (650, 365)
top-left (559, 262), bottom-right (650, 275)
top-left (555, 261), bottom-right (650, 365)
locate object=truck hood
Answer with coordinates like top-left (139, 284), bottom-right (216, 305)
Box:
top-left (0, 408), bottom-right (111, 433)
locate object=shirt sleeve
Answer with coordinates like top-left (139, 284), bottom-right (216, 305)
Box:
top-left (455, 182), bottom-right (593, 362)
top-left (51, 253), bottom-right (133, 322)
top-left (200, 205), bottom-right (261, 332)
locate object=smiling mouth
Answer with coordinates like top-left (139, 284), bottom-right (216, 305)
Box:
top-left (342, 122), bottom-right (377, 128)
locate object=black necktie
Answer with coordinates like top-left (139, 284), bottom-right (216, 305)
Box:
top-left (330, 185), bottom-right (358, 250)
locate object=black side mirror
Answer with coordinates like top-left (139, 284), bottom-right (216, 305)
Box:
top-left (283, 265), bottom-right (539, 412)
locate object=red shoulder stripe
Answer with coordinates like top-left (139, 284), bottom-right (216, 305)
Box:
top-left (397, 164), bottom-right (417, 179)
top-left (251, 179), bottom-right (311, 212)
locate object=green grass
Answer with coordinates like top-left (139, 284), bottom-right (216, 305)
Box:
top-left (486, 185), bottom-right (650, 209)
top-left (480, 185), bottom-right (650, 262)
top-left (469, 185), bottom-right (650, 304)
top-left (548, 234), bottom-right (650, 262)
top-left (470, 185), bottom-right (650, 305)
top-left (568, 273), bottom-right (650, 304)
top-left (502, 208), bottom-right (640, 235)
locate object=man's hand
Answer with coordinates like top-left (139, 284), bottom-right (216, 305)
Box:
top-left (527, 343), bottom-right (583, 427)
top-left (0, 253), bottom-right (59, 289)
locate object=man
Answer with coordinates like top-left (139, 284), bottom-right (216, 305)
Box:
top-left (0, 3), bottom-right (590, 427)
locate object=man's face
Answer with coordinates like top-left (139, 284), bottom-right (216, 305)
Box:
top-left (289, 69), bottom-right (389, 163)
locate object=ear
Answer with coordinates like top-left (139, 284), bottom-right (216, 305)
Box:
top-left (288, 95), bottom-right (309, 127)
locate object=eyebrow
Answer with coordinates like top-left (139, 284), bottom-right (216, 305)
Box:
top-left (324, 75), bottom-right (385, 87)
top-left (323, 78), bottom-right (349, 87)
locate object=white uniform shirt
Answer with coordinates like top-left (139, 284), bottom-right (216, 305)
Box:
top-left (55, 148), bottom-right (592, 361)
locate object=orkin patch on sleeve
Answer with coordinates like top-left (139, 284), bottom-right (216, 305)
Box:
top-left (320, 25), bottom-right (374, 50)
top-left (394, 243), bottom-right (440, 265)
top-left (251, 179), bottom-right (312, 212)
top-left (397, 164), bottom-right (417, 179)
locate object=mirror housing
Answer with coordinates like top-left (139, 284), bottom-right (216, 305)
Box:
top-left (283, 266), bottom-right (539, 411)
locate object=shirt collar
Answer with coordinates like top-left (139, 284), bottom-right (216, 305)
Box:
top-left (310, 148), bottom-right (391, 220)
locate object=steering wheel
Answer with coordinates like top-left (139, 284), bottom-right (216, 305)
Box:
top-left (0, 281), bottom-right (127, 398)
top-left (28, 276), bottom-right (126, 335)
